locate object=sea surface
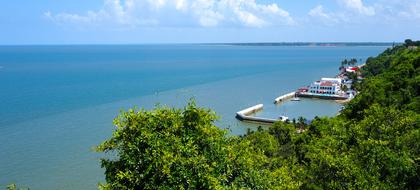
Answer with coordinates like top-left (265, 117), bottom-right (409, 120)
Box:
top-left (0, 45), bottom-right (388, 189)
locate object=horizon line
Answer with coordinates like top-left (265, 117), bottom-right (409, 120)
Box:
top-left (0, 41), bottom-right (398, 47)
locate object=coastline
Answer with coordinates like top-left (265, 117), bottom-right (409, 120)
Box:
top-left (236, 64), bottom-right (360, 124)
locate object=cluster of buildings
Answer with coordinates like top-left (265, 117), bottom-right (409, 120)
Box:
top-left (297, 77), bottom-right (354, 100)
top-left (236, 64), bottom-right (362, 124)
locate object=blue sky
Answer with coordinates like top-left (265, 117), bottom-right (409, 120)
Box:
top-left (1, 0), bottom-right (419, 44)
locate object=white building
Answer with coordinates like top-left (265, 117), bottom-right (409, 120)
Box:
top-left (309, 78), bottom-right (342, 95)
top-left (321, 78), bottom-right (342, 85)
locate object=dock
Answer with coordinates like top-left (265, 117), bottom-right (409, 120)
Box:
top-left (296, 92), bottom-right (348, 100)
top-left (236, 104), bottom-right (264, 116)
top-left (236, 104), bottom-right (285, 124)
top-left (274, 91), bottom-right (296, 104)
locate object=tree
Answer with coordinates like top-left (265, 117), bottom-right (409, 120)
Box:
top-left (347, 71), bottom-right (358, 82)
top-left (341, 59), bottom-right (348, 66)
top-left (405, 39), bottom-right (413, 46)
top-left (349, 58), bottom-right (358, 65)
top-left (342, 84), bottom-right (348, 92)
top-left (96, 100), bottom-right (290, 189)
top-left (296, 117), bottom-right (307, 131)
top-left (269, 122), bottom-right (295, 146)
top-left (6, 184), bottom-right (17, 190)
top-left (6, 184), bottom-right (29, 190)
top-left (96, 101), bottom-right (235, 189)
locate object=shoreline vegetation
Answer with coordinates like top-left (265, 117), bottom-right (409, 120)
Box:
top-left (95, 39), bottom-right (419, 189)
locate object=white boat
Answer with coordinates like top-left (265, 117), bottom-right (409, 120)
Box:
top-left (278, 116), bottom-right (289, 122)
top-left (291, 97), bottom-right (301, 101)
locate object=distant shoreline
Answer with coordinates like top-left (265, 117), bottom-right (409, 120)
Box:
top-left (0, 42), bottom-right (396, 47)
top-left (214, 42), bottom-right (396, 47)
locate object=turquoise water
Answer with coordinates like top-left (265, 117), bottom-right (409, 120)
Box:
top-left (0, 45), bottom-right (387, 189)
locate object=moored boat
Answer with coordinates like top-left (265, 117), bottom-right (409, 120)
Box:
top-left (278, 115), bottom-right (289, 122)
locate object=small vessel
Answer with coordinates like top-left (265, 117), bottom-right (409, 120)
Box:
top-left (291, 97), bottom-right (301, 101)
top-left (278, 115), bottom-right (289, 122)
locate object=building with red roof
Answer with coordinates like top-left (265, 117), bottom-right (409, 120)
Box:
top-left (308, 78), bottom-right (343, 95)
top-left (346, 66), bottom-right (359, 73)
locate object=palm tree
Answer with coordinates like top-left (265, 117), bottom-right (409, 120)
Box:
top-left (349, 58), bottom-right (357, 65)
top-left (341, 59), bottom-right (348, 66)
top-left (297, 116), bottom-right (307, 130)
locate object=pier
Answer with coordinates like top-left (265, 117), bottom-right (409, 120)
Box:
top-left (274, 91), bottom-right (296, 104)
top-left (236, 104), bottom-right (264, 116)
top-left (296, 92), bottom-right (348, 100)
top-left (236, 104), bottom-right (285, 124)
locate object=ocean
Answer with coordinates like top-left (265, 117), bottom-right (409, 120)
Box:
top-left (0, 44), bottom-right (388, 189)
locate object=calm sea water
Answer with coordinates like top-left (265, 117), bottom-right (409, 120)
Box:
top-left (0, 45), bottom-right (387, 189)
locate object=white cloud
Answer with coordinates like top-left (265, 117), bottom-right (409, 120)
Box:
top-left (307, 0), bottom-right (420, 26)
top-left (411, 1), bottom-right (420, 18)
top-left (307, 1), bottom-right (375, 26)
top-left (339, 0), bottom-right (375, 16)
top-left (236, 11), bottom-right (266, 27)
top-left (45, 0), bottom-right (295, 28)
top-left (45, 11), bottom-right (105, 24)
top-left (308, 5), bottom-right (340, 25)
top-left (175, 0), bottom-right (188, 11)
top-left (384, 0), bottom-right (420, 19)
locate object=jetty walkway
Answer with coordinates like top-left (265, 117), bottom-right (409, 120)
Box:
top-left (235, 104), bottom-right (280, 124)
top-left (274, 91), bottom-right (296, 104)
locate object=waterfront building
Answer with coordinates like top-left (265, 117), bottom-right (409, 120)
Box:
top-left (308, 78), bottom-right (343, 95)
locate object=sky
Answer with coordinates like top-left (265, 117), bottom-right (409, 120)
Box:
top-left (1, 0), bottom-right (419, 44)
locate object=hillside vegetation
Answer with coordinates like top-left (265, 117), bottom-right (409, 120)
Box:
top-left (97, 41), bottom-right (419, 190)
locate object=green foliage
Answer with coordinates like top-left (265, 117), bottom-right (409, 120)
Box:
top-left (6, 184), bottom-right (16, 190)
top-left (97, 100), bottom-right (291, 189)
top-left (405, 39), bottom-right (420, 47)
top-left (300, 105), bottom-right (419, 189)
top-left (341, 58), bottom-right (358, 67)
top-left (6, 184), bottom-right (29, 190)
top-left (98, 42), bottom-right (420, 189)
top-left (97, 101), bottom-right (229, 189)
top-left (342, 84), bottom-right (348, 92)
top-left (298, 43), bottom-right (420, 189)
top-left (346, 44), bottom-right (420, 119)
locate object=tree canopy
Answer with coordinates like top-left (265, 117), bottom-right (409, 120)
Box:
top-left (96, 101), bottom-right (297, 189)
